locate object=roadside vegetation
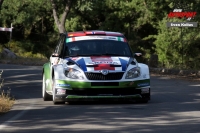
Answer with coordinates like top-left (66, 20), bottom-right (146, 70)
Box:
top-left (0, 44), bottom-right (49, 65)
top-left (0, 70), bottom-right (15, 115)
top-left (0, 0), bottom-right (200, 70)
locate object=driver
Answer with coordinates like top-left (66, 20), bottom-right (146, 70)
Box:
top-left (69, 45), bottom-right (80, 56)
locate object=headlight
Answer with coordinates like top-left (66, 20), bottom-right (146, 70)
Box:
top-left (125, 67), bottom-right (140, 79)
top-left (64, 68), bottom-right (84, 79)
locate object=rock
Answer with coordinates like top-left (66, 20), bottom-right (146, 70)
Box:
top-left (170, 69), bottom-right (180, 75)
top-left (1, 48), bottom-right (17, 59)
top-left (179, 70), bottom-right (191, 76)
top-left (196, 71), bottom-right (200, 78)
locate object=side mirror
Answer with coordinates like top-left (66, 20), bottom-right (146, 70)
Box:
top-left (51, 53), bottom-right (59, 57)
top-left (134, 53), bottom-right (142, 57)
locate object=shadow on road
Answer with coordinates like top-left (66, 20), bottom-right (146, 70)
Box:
top-left (0, 64), bottom-right (200, 133)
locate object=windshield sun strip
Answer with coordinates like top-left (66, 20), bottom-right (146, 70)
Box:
top-left (66, 36), bottom-right (127, 43)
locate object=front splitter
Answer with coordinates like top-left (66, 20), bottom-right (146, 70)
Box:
top-left (66, 94), bottom-right (142, 99)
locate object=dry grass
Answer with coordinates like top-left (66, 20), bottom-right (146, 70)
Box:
top-left (0, 91), bottom-right (15, 115)
top-left (0, 56), bottom-right (48, 115)
top-left (0, 70), bottom-right (15, 115)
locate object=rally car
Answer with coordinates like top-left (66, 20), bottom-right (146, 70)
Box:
top-left (42, 30), bottom-right (150, 104)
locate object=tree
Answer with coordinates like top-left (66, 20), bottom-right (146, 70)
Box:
top-left (50, 0), bottom-right (98, 33)
top-left (0, 0), bottom-right (4, 9)
top-left (143, 0), bottom-right (200, 68)
top-left (50, 0), bottom-right (73, 33)
top-left (65, 0), bottom-right (106, 31)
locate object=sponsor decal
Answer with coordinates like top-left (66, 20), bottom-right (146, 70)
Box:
top-left (56, 84), bottom-right (70, 87)
top-left (91, 56), bottom-right (115, 70)
top-left (88, 61), bottom-right (118, 65)
top-left (66, 36), bottom-right (126, 43)
top-left (73, 56), bottom-right (128, 72)
top-left (108, 37), bottom-right (116, 40)
top-left (56, 89), bottom-right (66, 95)
top-left (137, 82), bottom-right (150, 87)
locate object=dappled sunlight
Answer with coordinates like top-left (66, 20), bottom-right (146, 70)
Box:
top-left (193, 93), bottom-right (200, 96)
top-left (189, 84), bottom-right (200, 87)
top-left (0, 68), bottom-right (42, 71)
top-left (5, 73), bottom-right (39, 79)
top-left (5, 80), bottom-right (41, 85)
top-left (181, 99), bottom-right (200, 104)
top-left (1, 104), bottom-right (200, 132)
top-left (1, 65), bottom-right (200, 132)
top-left (157, 77), bottom-right (171, 80)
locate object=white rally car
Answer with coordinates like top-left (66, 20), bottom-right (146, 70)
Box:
top-left (42, 31), bottom-right (150, 104)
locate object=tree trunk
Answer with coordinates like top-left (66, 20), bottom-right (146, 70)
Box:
top-left (0, 0), bottom-right (4, 9)
top-left (50, 0), bottom-right (72, 33)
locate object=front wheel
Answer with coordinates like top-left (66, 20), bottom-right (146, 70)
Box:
top-left (42, 74), bottom-right (52, 101)
top-left (139, 88), bottom-right (150, 103)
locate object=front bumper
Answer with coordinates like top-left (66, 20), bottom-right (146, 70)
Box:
top-left (54, 80), bottom-right (150, 102)
top-left (54, 94), bottom-right (144, 102)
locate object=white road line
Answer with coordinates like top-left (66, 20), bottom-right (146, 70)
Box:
top-left (0, 100), bottom-right (35, 130)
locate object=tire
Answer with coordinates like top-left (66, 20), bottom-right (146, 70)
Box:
top-left (138, 88), bottom-right (150, 104)
top-left (52, 76), bottom-right (65, 105)
top-left (42, 74), bottom-right (52, 101)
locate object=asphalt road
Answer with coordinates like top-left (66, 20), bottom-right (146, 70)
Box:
top-left (0, 64), bottom-right (200, 133)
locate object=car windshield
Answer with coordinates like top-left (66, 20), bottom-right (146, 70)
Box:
top-left (64, 39), bottom-right (132, 57)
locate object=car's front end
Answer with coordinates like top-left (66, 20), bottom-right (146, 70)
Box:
top-left (52, 56), bottom-right (150, 103)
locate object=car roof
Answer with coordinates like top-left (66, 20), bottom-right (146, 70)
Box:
top-left (66, 30), bottom-right (125, 37)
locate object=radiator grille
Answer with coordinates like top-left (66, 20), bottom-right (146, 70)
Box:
top-left (85, 72), bottom-right (124, 80)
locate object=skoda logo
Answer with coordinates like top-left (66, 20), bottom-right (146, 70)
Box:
top-left (100, 69), bottom-right (109, 75)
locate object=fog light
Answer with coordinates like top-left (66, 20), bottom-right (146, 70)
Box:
top-left (141, 88), bottom-right (149, 94)
top-left (56, 89), bottom-right (66, 95)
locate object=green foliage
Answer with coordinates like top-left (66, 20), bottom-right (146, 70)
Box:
top-left (5, 40), bottom-right (46, 58)
top-left (0, 0), bottom-right (200, 69)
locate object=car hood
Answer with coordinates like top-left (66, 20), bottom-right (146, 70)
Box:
top-left (65, 56), bottom-right (130, 72)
